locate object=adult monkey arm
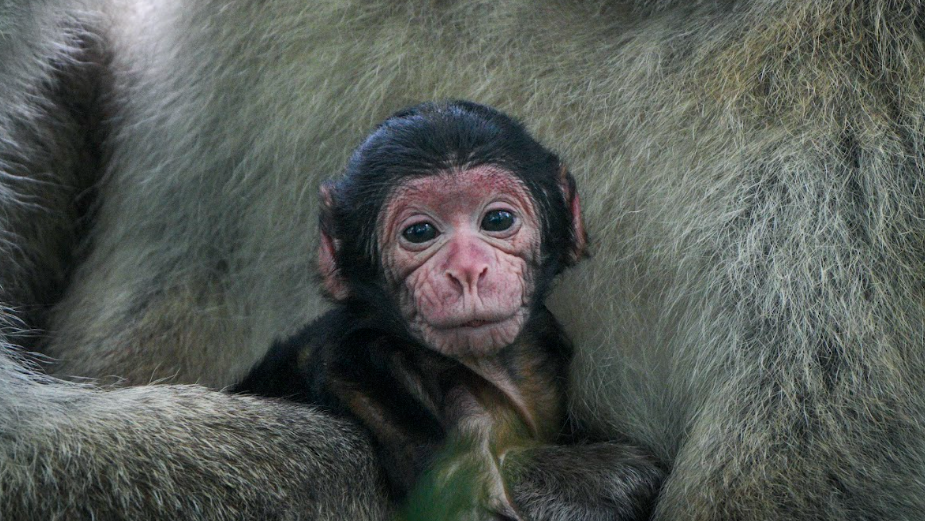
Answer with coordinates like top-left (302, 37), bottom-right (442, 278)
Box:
top-left (0, 3), bottom-right (387, 520)
top-left (0, 346), bottom-right (387, 520)
top-left (7, 0), bottom-right (925, 520)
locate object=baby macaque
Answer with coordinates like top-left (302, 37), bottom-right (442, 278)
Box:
top-left (236, 101), bottom-right (660, 520)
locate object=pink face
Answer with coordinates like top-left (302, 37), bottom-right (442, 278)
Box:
top-left (377, 166), bottom-right (541, 358)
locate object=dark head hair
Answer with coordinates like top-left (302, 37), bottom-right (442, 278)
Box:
top-left (322, 100), bottom-right (576, 304)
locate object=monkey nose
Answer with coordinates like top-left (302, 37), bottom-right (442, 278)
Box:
top-left (446, 265), bottom-right (489, 294)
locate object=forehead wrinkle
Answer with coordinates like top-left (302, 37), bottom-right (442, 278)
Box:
top-left (380, 169), bottom-right (457, 222)
top-left (378, 174), bottom-right (445, 225)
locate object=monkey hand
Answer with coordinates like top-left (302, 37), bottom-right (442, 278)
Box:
top-left (397, 438), bottom-right (524, 521)
top-left (499, 443), bottom-right (664, 521)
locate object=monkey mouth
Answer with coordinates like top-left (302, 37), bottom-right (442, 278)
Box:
top-left (460, 319), bottom-right (493, 328)
top-left (436, 314), bottom-right (516, 330)
top-left (420, 311), bottom-right (526, 357)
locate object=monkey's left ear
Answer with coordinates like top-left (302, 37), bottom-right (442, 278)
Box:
top-left (318, 182), bottom-right (350, 301)
top-left (559, 166), bottom-right (589, 265)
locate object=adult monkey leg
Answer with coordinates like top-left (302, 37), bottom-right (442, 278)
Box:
top-left (0, 0), bottom-right (104, 345)
top-left (0, 2), bottom-right (387, 520)
top-left (616, 4), bottom-right (925, 518)
top-left (31, 0), bottom-right (925, 520)
top-left (560, 2), bottom-right (925, 518)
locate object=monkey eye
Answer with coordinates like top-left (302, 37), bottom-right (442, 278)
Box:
top-left (402, 222), bottom-right (438, 243)
top-left (481, 209), bottom-right (515, 232)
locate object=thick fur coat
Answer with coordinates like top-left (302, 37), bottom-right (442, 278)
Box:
top-left (1, 0), bottom-right (924, 519)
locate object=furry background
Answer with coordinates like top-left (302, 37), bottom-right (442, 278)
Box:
top-left (2, 1), bottom-right (924, 519)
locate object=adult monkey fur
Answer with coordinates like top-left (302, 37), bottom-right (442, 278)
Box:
top-left (1, 0), bottom-right (925, 519)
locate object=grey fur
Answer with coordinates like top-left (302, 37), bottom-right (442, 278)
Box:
top-left (0, 0), bottom-right (104, 343)
top-left (0, 340), bottom-right (388, 520)
top-left (2, 0), bottom-right (925, 519)
top-left (0, 2), bottom-right (388, 519)
top-left (502, 443), bottom-right (663, 521)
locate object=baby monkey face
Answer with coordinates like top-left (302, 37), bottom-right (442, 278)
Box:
top-left (379, 166), bottom-right (541, 358)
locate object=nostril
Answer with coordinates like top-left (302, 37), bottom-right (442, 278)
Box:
top-left (446, 269), bottom-right (465, 291)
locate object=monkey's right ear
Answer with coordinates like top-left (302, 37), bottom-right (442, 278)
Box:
top-left (318, 182), bottom-right (350, 301)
